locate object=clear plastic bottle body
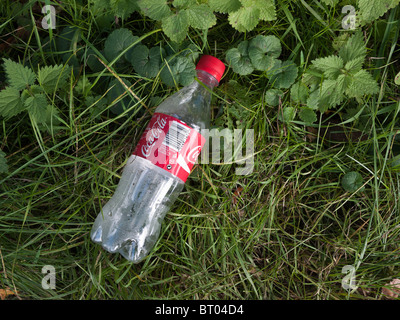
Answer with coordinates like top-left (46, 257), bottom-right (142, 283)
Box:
top-left (90, 70), bottom-right (217, 263)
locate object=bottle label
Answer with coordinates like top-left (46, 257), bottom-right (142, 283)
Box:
top-left (133, 113), bottom-right (205, 182)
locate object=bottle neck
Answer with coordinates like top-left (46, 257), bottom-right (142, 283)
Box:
top-left (196, 69), bottom-right (219, 89)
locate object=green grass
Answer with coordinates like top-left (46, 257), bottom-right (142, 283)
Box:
top-left (1, 0), bottom-right (400, 300)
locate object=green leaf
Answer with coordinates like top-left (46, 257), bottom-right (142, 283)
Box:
top-left (341, 171), bottom-right (364, 192)
top-left (299, 108), bottom-right (317, 124)
top-left (225, 41), bottom-right (254, 75)
top-left (37, 65), bottom-right (70, 94)
top-left (358, 0), bottom-right (400, 23)
top-left (248, 35), bottom-right (281, 71)
top-left (0, 150), bottom-right (8, 173)
top-left (138, 0), bottom-right (171, 20)
top-left (104, 28), bottom-right (138, 63)
top-left (0, 87), bottom-right (25, 118)
top-left (24, 93), bottom-right (47, 112)
top-left (228, 6), bottom-right (260, 32)
top-left (344, 56), bottom-right (365, 74)
top-left (208, 0), bottom-right (242, 13)
top-left (256, 0), bottom-right (277, 21)
top-left (160, 56), bottom-right (196, 87)
top-left (162, 11), bottom-right (189, 43)
top-left (338, 32), bottom-right (367, 63)
top-left (107, 78), bottom-right (136, 115)
top-left (173, 0), bottom-right (196, 8)
top-left (320, 0), bottom-right (339, 5)
top-left (269, 60), bottom-right (298, 89)
top-left (345, 69), bottom-right (379, 99)
top-left (110, 0), bottom-right (139, 19)
top-left (290, 81), bottom-right (308, 104)
top-left (306, 89), bottom-right (321, 110)
top-left (278, 106), bottom-right (296, 122)
top-left (311, 55), bottom-right (344, 79)
top-left (395, 71), bottom-right (400, 85)
top-left (318, 79), bottom-right (344, 110)
top-left (186, 4), bottom-right (216, 30)
top-left (130, 45), bottom-right (163, 78)
top-left (2, 58), bottom-right (36, 90)
top-left (264, 88), bottom-right (283, 107)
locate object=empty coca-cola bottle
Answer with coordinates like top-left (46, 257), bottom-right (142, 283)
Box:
top-left (90, 55), bottom-right (225, 263)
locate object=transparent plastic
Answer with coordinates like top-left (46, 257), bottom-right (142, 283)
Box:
top-left (90, 70), bottom-right (218, 262)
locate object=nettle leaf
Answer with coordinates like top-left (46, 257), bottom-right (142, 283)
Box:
top-left (358, 0), bottom-right (400, 23)
top-left (269, 60), bottom-right (298, 89)
top-left (24, 93), bottom-right (47, 112)
top-left (0, 150), bottom-right (8, 173)
top-left (0, 87), bottom-right (25, 118)
top-left (130, 45), bottom-right (164, 78)
top-left (341, 171), bottom-right (364, 192)
top-left (3, 58), bottom-right (36, 90)
top-left (104, 28), bottom-right (138, 63)
top-left (264, 88), bottom-right (283, 107)
top-left (345, 69), bottom-right (379, 99)
top-left (248, 35), bottom-right (281, 71)
top-left (338, 32), bottom-right (366, 63)
top-left (208, 0), bottom-right (242, 13)
top-left (37, 64), bottom-right (70, 94)
top-left (318, 78), bottom-right (344, 111)
top-left (160, 56), bottom-right (196, 87)
top-left (225, 41), bottom-right (254, 75)
top-left (162, 11), bottom-right (189, 43)
top-left (344, 56), bottom-right (365, 74)
top-left (185, 4), bottom-right (217, 30)
top-left (138, 0), bottom-right (171, 20)
top-left (311, 55), bottom-right (344, 79)
top-left (299, 108), bottom-right (317, 124)
top-left (173, 0), bottom-right (196, 7)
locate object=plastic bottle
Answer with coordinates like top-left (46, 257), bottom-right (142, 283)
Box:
top-left (90, 55), bottom-right (225, 263)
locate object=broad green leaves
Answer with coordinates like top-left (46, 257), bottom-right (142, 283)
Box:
top-left (227, 0), bottom-right (276, 32)
top-left (293, 31), bottom-right (379, 122)
top-left (138, 0), bottom-right (217, 43)
top-left (0, 59), bottom-right (69, 131)
top-left (358, 0), bottom-right (400, 23)
top-left (3, 58), bottom-right (36, 90)
top-left (248, 35), bottom-right (281, 71)
top-left (37, 65), bottom-right (70, 94)
top-left (138, 0), bottom-right (170, 20)
top-left (269, 60), bottom-right (298, 89)
top-left (341, 171), bottom-right (364, 192)
top-left (321, 0), bottom-right (400, 24)
top-left (104, 28), bottom-right (139, 63)
top-left (160, 56), bottom-right (196, 87)
top-left (90, 27), bottom-right (199, 92)
top-left (135, 0), bottom-right (277, 42)
top-left (129, 45), bottom-right (164, 78)
top-left (0, 87), bottom-right (25, 118)
top-left (226, 34), bottom-right (298, 90)
top-left (225, 41), bottom-right (254, 75)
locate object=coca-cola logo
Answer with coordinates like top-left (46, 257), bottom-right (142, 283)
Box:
top-left (187, 146), bottom-right (202, 163)
top-left (141, 115), bottom-right (167, 157)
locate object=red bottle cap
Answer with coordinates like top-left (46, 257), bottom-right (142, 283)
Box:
top-left (195, 55), bottom-right (225, 83)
